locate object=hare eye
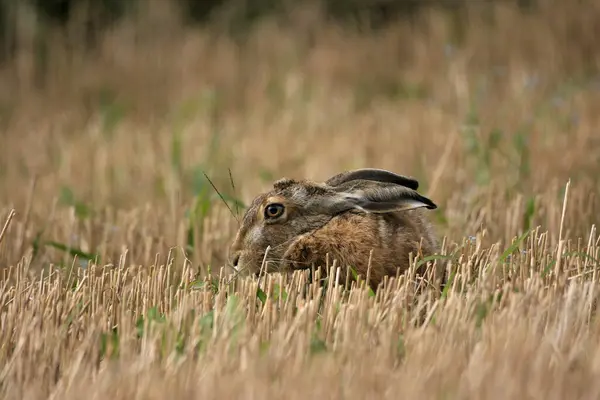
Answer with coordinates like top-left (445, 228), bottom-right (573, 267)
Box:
top-left (264, 203), bottom-right (285, 219)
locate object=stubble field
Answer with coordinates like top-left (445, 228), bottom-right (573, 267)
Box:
top-left (1, 1), bottom-right (600, 398)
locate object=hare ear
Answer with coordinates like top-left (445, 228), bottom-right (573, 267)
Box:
top-left (331, 185), bottom-right (436, 214)
top-left (325, 168), bottom-right (420, 190)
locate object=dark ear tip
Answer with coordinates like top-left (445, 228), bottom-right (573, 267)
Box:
top-left (415, 192), bottom-right (437, 210)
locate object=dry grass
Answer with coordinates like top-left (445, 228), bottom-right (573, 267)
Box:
top-left (1, 0), bottom-right (600, 398)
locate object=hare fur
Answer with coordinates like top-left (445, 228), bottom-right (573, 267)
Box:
top-left (228, 168), bottom-right (441, 290)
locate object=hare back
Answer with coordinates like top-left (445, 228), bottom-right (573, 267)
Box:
top-left (281, 209), bottom-right (439, 288)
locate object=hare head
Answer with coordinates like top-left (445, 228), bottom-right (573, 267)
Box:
top-left (228, 168), bottom-right (441, 289)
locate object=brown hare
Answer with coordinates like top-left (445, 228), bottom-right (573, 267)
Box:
top-left (228, 168), bottom-right (441, 290)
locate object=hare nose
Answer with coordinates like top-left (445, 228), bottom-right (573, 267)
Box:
top-left (231, 253), bottom-right (241, 270)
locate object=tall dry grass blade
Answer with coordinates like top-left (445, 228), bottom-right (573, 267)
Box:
top-left (0, 209), bottom-right (16, 246)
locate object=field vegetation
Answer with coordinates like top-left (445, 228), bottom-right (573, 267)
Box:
top-left (1, 0), bottom-right (600, 398)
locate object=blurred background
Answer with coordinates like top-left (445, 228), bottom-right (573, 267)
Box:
top-left (0, 0), bottom-right (599, 275)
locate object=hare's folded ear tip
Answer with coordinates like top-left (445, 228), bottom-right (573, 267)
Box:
top-left (410, 198), bottom-right (437, 211)
top-left (423, 197), bottom-right (438, 210)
